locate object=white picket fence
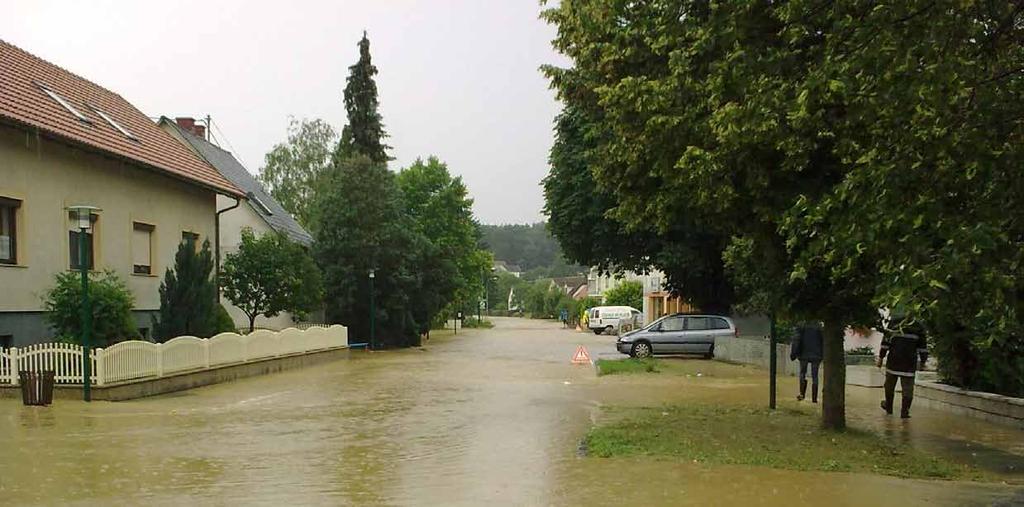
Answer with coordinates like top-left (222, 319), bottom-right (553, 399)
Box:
top-left (0, 325), bottom-right (347, 387)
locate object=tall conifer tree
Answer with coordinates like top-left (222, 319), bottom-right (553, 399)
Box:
top-left (336, 32), bottom-right (390, 164)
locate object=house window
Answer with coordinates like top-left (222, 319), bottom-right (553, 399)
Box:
top-left (181, 231), bottom-right (199, 249)
top-left (132, 222), bottom-right (154, 274)
top-left (69, 212), bottom-right (97, 270)
top-left (0, 335), bottom-right (12, 351)
top-left (89, 105), bottom-right (137, 141)
top-left (0, 197), bottom-right (19, 264)
top-left (38, 84), bottom-right (91, 123)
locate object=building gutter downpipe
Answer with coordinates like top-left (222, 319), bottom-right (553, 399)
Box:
top-left (215, 196), bottom-right (242, 300)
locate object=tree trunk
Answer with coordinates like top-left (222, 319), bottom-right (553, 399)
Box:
top-left (248, 314), bottom-right (256, 334)
top-left (821, 318), bottom-right (846, 430)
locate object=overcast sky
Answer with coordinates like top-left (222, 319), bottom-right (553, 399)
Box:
top-left (2, 1), bottom-right (567, 224)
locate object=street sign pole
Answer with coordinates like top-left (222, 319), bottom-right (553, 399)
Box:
top-left (769, 313), bottom-right (777, 410)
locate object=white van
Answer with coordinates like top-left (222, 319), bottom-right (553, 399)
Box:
top-left (588, 306), bottom-right (642, 335)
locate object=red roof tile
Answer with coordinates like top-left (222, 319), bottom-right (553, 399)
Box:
top-left (0, 40), bottom-right (243, 197)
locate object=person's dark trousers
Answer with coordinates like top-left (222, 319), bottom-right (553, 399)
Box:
top-left (882, 373), bottom-right (916, 418)
top-left (799, 359), bottom-right (821, 402)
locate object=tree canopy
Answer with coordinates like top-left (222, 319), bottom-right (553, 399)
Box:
top-left (221, 229), bottom-right (324, 333)
top-left (542, 1), bottom-right (1024, 424)
top-left (154, 239), bottom-right (221, 341)
top-left (397, 157), bottom-right (493, 321)
top-left (258, 117), bottom-right (337, 228)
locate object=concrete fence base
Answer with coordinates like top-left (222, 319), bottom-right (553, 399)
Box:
top-left (0, 346), bottom-right (350, 401)
top-left (715, 336), bottom-right (1024, 429)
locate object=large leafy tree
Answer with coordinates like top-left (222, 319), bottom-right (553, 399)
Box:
top-left (544, 1), bottom-right (1024, 425)
top-left (543, 105), bottom-right (733, 313)
top-left (154, 239), bottom-right (221, 341)
top-left (258, 117), bottom-right (337, 228)
top-left (314, 156), bottom-right (423, 347)
top-left (336, 32), bottom-right (391, 164)
top-left (221, 229), bottom-right (324, 333)
top-left (397, 157), bottom-right (493, 320)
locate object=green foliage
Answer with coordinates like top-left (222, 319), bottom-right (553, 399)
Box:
top-left (603, 281), bottom-right (642, 310)
top-left (542, 0), bottom-right (1024, 419)
top-left (336, 32), bottom-right (391, 164)
top-left (258, 117), bottom-right (338, 228)
top-left (212, 304), bottom-right (236, 334)
top-left (221, 229), bottom-right (324, 333)
top-left (43, 270), bottom-right (137, 347)
top-left (543, 105), bottom-right (734, 313)
top-left (397, 156), bottom-right (493, 323)
top-left (596, 358), bottom-right (660, 376)
top-left (314, 155), bottom-right (425, 347)
top-left (520, 279), bottom-right (581, 320)
top-left (460, 317), bottom-right (494, 329)
top-left (153, 239), bottom-right (219, 341)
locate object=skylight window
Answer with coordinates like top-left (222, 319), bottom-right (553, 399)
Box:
top-left (90, 106), bottom-right (137, 140)
top-left (38, 85), bottom-right (90, 123)
top-left (247, 192), bottom-right (274, 216)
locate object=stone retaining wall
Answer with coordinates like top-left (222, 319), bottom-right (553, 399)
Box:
top-left (914, 381), bottom-right (1024, 429)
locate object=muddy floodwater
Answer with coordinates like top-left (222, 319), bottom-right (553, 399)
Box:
top-left (2, 318), bottom-right (1023, 506)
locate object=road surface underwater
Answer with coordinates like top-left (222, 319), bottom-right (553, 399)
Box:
top-left (2, 317), bottom-right (1022, 506)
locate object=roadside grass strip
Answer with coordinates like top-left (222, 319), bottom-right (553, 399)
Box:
top-left (596, 358), bottom-right (661, 375)
top-left (585, 404), bottom-right (990, 481)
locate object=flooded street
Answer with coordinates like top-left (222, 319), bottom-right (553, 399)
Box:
top-left (2, 317), bottom-right (1023, 506)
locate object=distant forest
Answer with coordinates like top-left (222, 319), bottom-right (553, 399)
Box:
top-left (480, 223), bottom-right (584, 280)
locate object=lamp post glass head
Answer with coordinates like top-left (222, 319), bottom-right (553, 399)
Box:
top-left (67, 205), bottom-right (100, 230)
top-left (369, 269), bottom-right (376, 279)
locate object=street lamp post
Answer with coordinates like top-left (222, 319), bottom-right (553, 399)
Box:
top-left (68, 205), bottom-right (99, 402)
top-left (368, 269), bottom-right (376, 350)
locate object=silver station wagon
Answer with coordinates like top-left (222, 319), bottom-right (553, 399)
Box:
top-left (616, 314), bottom-right (737, 359)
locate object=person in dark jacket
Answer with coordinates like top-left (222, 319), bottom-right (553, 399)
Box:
top-left (790, 322), bottom-right (824, 402)
top-left (878, 321), bottom-right (929, 419)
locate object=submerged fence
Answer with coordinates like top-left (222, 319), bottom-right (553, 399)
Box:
top-left (0, 325), bottom-right (348, 387)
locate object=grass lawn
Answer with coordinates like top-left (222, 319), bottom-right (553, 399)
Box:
top-left (596, 358), bottom-right (662, 375)
top-left (585, 403), bottom-right (990, 481)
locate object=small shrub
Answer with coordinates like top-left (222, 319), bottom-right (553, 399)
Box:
top-left (461, 317), bottom-right (494, 329)
top-left (43, 270), bottom-right (138, 347)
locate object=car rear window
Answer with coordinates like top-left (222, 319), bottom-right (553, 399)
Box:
top-left (712, 318), bottom-right (730, 330)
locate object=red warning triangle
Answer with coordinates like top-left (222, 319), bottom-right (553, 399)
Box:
top-left (571, 345), bottom-right (592, 365)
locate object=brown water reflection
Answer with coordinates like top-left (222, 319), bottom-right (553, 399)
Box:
top-left (1, 317), bottom-right (1022, 506)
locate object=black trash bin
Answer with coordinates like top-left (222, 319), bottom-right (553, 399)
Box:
top-left (19, 371), bottom-right (55, 406)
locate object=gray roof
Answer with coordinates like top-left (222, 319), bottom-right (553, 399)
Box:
top-left (162, 119), bottom-right (312, 246)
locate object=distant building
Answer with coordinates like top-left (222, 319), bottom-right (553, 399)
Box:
top-left (0, 40), bottom-right (244, 346)
top-left (160, 117), bottom-right (318, 331)
top-left (587, 267), bottom-right (694, 324)
top-left (550, 276), bottom-right (587, 300)
top-left (493, 260), bottom-right (522, 278)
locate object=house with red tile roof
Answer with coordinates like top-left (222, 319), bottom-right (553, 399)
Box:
top-left (0, 40), bottom-right (244, 347)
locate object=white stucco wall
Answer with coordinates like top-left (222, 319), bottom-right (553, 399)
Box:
top-left (216, 194), bottom-right (301, 331)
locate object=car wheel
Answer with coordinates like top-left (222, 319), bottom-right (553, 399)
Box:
top-left (593, 328), bottom-right (603, 335)
top-left (631, 341), bottom-right (652, 359)
top-left (704, 344), bottom-right (715, 360)
top-left (605, 326), bottom-right (614, 335)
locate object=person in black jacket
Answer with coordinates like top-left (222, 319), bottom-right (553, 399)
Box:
top-left (878, 321), bottom-right (929, 419)
top-left (790, 322), bottom-right (824, 402)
